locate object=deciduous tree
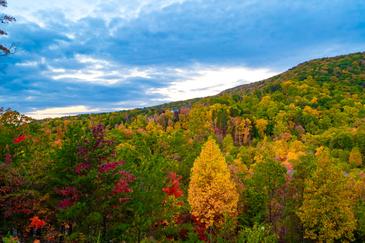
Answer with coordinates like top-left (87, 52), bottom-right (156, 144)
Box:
top-left (349, 147), bottom-right (363, 167)
top-left (297, 148), bottom-right (356, 242)
top-left (188, 137), bottom-right (239, 228)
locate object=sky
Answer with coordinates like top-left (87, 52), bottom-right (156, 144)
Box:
top-left (1, 0), bottom-right (365, 119)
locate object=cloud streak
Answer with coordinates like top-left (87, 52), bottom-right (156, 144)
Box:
top-left (149, 66), bottom-right (277, 101)
top-left (25, 105), bottom-right (101, 119)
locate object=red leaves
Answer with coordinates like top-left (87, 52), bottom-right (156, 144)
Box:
top-left (56, 186), bottom-right (78, 197)
top-left (112, 171), bottom-right (135, 194)
top-left (113, 178), bottom-right (133, 194)
top-left (192, 215), bottom-right (207, 241)
top-left (58, 199), bottom-right (74, 209)
top-left (162, 172), bottom-right (183, 199)
top-left (29, 216), bottom-right (46, 229)
top-left (74, 162), bottom-right (91, 175)
top-left (55, 187), bottom-right (79, 209)
top-left (4, 153), bottom-right (12, 164)
top-left (99, 161), bottom-right (125, 173)
top-left (98, 161), bottom-right (135, 197)
top-left (282, 161), bottom-right (293, 176)
top-left (13, 134), bottom-right (26, 144)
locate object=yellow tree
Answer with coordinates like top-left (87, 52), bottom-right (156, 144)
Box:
top-left (255, 118), bottom-right (268, 138)
top-left (231, 117), bottom-right (251, 146)
top-left (349, 147), bottom-right (362, 167)
top-left (188, 137), bottom-right (239, 228)
top-left (297, 148), bottom-right (356, 242)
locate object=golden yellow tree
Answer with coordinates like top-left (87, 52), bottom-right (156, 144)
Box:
top-left (188, 137), bottom-right (239, 228)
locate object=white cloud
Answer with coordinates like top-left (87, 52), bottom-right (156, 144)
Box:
top-left (9, 0), bottom-right (95, 24)
top-left (9, 0), bottom-right (189, 25)
top-left (47, 55), bottom-right (277, 93)
top-left (149, 66), bottom-right (278, 101)
top-left (15, 61), bottom-right (38, 67)
top-left (47, 55), bottom-right (153, 85)
top-left (26, 105), bottom-right (100, 119)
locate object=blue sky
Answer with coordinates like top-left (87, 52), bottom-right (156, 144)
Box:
top-left (1, 0), bottom-right (365, 119)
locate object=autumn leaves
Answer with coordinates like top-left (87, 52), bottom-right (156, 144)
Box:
top-left (188, 137), bottom-right (359, 242)
top-left (188, 138), bottom-right (239, 228)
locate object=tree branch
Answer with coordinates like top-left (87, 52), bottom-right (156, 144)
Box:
top-left (0, 0), bottom-right (7, 7)
top-left (0, 43), bottom-right (15, 56)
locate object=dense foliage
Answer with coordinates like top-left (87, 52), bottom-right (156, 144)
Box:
top-left (188, 137), bottom-right (239, 230)
top-left (1, 52), bottom-right (365, 242)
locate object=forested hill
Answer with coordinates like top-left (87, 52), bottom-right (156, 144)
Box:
top-left (59, 51), bottom-right (365, 135)
top-left (1, 51), bottom-right (365, 242)
top-left (221, 51), bottom-right (365, 95)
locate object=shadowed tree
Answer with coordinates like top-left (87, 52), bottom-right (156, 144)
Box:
top-left (0, 0), bottom-right (15, 55)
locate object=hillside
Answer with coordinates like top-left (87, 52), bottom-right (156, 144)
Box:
top-left (61, 52), bottom-right (365, 135)
top-left (1, 52), bottom-right (365, 242)
top-left (222, 52), bottom-right (365, 95)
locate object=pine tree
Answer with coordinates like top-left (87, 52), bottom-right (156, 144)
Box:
top-left (188, 137), bottom-right (239, 228)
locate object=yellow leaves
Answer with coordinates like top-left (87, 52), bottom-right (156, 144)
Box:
top-left (188, 137), bottom-right (239, 228)
top-left (303, 105), bottom-right (320, 117)
top-left (188, 104), bottom-right (213, 138)
top-left (254, 153), bottom-right (264, 164)
top-left (272, 139), bottom-right (306, 167)
top-left (259, 95), bottom-right (272, 106)
top-left (349, 147), bottom-right (362, 167)
top-left (299, 83), bottom-right (309, 93)
top-left (315, 146), bottom-right (325, 157)
top-left (116, 124), bottom-right (134, 138)
top-left (310, 97), bottom-right (318, 104)
top-left (288, 103), bottom-right (296, 110)
top-left (116, 142), bottom-right (135, 152)
top-left (297, 155), bottom-right (357, 242)
top-left (232, 117), bottom-right (251, 145)
top-left (255, 118), bottom-right (268, 138)
top-left (281, 80), bottom-right (293, 90)
top-left (146, 120), bottom-right (164, 133)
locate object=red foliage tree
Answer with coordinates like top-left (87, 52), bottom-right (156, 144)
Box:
top-left (29, 216), bottom-right (46, 229)
top-left (13, 134), bottom-right (26, 144)
top-left (162, 172), bottom-right (183, 199)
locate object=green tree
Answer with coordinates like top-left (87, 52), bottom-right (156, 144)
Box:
top-left (238, 224), bottom-right (277, 243)
top-left (244, 160), bottom-right (286, 226)
top-left (330, 131), bottom-right (353, 150)
top-left (297, 148), bottom-right (356, 242)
